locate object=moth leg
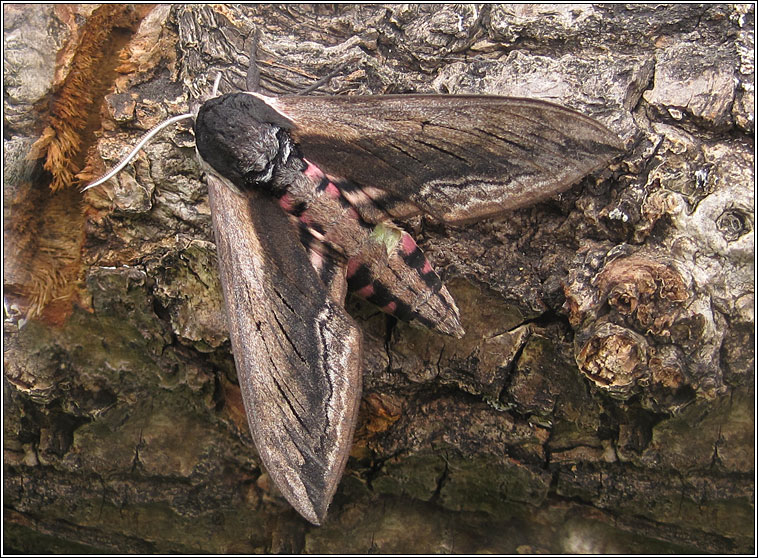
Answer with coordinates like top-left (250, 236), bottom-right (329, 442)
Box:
top-left (297, 65), bottom-right (349, 95)
top-left (246, 27), bottom-right (261, 92)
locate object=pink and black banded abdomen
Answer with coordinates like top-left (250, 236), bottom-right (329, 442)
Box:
top-left (345, 231), bottom-right (463, 337)
top-left (276, 158), bottom-right (464, 338)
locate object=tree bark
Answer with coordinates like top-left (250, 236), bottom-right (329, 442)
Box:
top-left (4, 4), bottom-right (753, 553)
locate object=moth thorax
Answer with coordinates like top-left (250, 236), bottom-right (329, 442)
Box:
top-left (240, 128), bottom-right (299, 198)
top-left (194, 93), bottom-right (290, 195)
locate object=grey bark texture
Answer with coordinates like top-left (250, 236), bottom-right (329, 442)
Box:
top-left (4, 4), bottom-right (754, 553)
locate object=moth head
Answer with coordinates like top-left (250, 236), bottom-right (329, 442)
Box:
top-left (193, 93), bottom-right (293, 190)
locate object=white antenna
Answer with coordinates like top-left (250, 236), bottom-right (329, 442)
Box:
top-left (212, 72), bottom-right (222, 97)
top-left (82, 72), bottom-right (224, 192)
top-left (81, 113), bottom-right (195, 191)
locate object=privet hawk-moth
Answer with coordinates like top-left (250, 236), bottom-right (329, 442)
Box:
top-left (84, 45), bottom-right (624, 525)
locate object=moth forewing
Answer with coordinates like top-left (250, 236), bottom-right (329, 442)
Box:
top-left (269, 95), bottom-right (625, 223)
top-left (205, 172), bottom-right (362, 525)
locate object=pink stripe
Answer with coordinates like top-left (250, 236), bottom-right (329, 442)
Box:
top-left (383, 301), bottom-right (397, 313)
top-left (346, 258), bottom-right (361, 278)
top-left (356, 284), bottom-right (375, 298)
top-left (303, 161), bottom-right (325, 181)
top-left (422, 260), bottom-right (433, 274)
top-left (401, 233), bottom-right (417, 255)
top-left (299, 212), bottom-right (312, 225)
top-left (325, 182), bottom-right (341, 198)
top-left (278, 194), bottom-right (294, 212)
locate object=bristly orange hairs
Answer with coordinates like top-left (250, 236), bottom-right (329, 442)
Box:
top-left (9, 6), bottom-right (140, 322)
top-left (28, 5), bottom-right (139, 191)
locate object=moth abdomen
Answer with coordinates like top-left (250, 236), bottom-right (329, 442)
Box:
top-left (344, 229), bottom-right (464, 338)
top-left (399, 233), bottom-right (443, 291)
top-left (330, 177), bottom-right (422, 223)
top-left (273, 153), bottom-right (464, 337)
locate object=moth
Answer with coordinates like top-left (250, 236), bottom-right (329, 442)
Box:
top-left (85, 49), bottom-right (624, 525)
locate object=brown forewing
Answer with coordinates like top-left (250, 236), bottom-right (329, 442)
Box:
top-left (206, 174), bottom-right (363, 525)
top-left (271, 95), bottom-right (625, 223)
